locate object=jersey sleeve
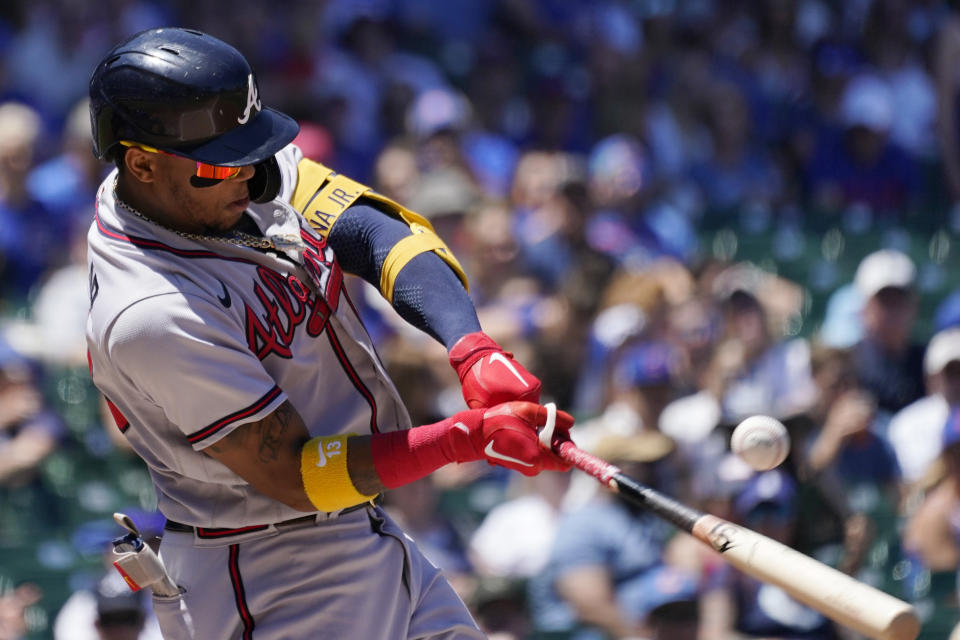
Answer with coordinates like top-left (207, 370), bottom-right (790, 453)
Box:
top-left (275, 143), bottom-right (304, 204)
top-left (104, 292), bottom-right (286, 450)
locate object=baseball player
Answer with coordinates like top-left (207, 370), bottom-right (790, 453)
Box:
top-left (85, 28), bottom-right (574, 639)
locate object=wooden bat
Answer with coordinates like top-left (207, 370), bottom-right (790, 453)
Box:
top-left (540, 407), bottom-right (919, 640)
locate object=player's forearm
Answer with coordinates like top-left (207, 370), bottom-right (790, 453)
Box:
top-left (301, 419), bottom-right (470, 512)
top-left (343, 435), bottom-right (385, 496)
top-left (203, 401), bottom-right (316, 511)
top-left (205, 400), bottom-right (563, 514)
top-left (390, 252), bottom-right (481, 348)
top-left (338, 422), bottom-right (516, 495)
top-left (350, 403), bottom-right (571, 496)
top-left (328, 204), bottom-right (480, 348)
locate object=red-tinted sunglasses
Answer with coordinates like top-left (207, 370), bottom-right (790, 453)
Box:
top-left (119, 141), bottom-right (241, 180)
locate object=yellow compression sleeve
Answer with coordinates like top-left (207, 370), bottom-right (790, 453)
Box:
top-left (300, 434), bottom-right (377, 512)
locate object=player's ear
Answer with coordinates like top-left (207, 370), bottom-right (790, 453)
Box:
top-left (124, 147), bottom-right (158, 184)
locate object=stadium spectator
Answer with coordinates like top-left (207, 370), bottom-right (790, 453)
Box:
top-left (468, 470), bottom-right (572, 580)
top-left (529, 430), bottom-right (696, 639)
top-left (805, 73), bottom-right (920, 217)
top-left (902, 408), bottom-right (960, 575)
top-left (889, 328), bottom-right (960, 486)
top-left (584, 135), bottom-right (698, 269)
top-left (53, 571), bottom-right (161, 640)
top-left (901, 408), bottom-right (960, 637)
top-left (3, 224), bottom-right (90, 367)
top-left (571, 267), bottom-right (675, 416)
top-left (0, 102), bottom-right (59, 305)
top-left (0, 338), bottom-right (65, 487)
top-left (659, 262), bottom-right (815, 447)
top-left (805, 376), bottom-right (901, 505)
top-left (310, 5), bottom-right (446, 178)
top-left (803, 346), bottom-right (902, 588)
top-left (850, 249), bottom-right (926, 416)
top-left (688, 80), bottom-right (785, 217)
top-left (861, 1), bottom-right (937, 160)
top-left (26, 98), bottom-right (104, 230)
top-left (608, 340), bottom-right (678, 437)
top-left (780, 345), bottom-right (871, 563)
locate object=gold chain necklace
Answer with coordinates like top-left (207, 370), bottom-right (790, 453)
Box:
top-left (112, 179), bottom-right (304, 251)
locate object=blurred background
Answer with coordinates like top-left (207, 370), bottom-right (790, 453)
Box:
top-left (2, 0), bottom-right (960, 638)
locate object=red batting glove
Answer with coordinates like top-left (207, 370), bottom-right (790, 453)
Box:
top-left (371, 401), bottom-right (574, 488)
top-left (452, 401), bottom-right (574, 475)
top-left (448, 332), bottom-right (542, 409)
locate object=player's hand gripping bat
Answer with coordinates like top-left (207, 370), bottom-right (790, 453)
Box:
top-left (538, 404), bottom-right (919, 640)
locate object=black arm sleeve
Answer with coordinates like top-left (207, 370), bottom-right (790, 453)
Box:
top-left (327, 203), bottom-right (481, 349)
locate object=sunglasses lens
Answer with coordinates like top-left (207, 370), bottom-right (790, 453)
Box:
top-left (195, 163), bottom-right (241, 180)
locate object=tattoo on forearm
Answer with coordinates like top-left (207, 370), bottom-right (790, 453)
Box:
top-left (206, 423), bottom-right (249, 454)
top-left (256, 402), bottom-right (296, 463)
top-left (204, 400), bottom-right (302, 464)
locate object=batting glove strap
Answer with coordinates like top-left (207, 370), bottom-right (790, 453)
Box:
top-left (448, 332), bottom-right (542, 409)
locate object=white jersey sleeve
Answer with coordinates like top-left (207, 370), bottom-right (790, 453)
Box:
top-left (105, 291), bottom-right (285, 450)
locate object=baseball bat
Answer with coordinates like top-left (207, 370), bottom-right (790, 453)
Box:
top-left (542, 410), bottom-right (919, 639)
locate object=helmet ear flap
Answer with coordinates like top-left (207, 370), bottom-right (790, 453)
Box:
top-left (249, 157), bottom-right (281, 203)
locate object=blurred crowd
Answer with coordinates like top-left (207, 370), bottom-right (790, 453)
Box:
top-left (4, 0), bottom-right (960, 638)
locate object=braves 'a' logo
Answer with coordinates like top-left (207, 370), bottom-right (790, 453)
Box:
top-left (244, 231), bottom-right (342, 359)
top-left (237, 74), bottom-right (261, 124)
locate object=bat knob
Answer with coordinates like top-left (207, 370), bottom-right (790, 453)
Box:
top-left (113, 512), bottom-right (141, 538)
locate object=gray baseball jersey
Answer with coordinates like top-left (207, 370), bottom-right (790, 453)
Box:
top-left (87, 144), bottom-right (411, 528)
top-left (86, 144), bottom-right (482, 638)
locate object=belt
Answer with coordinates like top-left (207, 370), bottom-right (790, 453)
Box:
top-left (164, 503), bottom-right (371, 540)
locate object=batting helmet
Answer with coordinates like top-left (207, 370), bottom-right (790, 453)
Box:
top-left (89, 27), bottom-right (298, 169)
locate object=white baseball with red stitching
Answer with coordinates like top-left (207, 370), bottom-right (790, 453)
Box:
top-left (731, 415), bottom-right (790, 471)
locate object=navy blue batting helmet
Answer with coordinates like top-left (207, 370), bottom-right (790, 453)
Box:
top-left (89, 27), bottom-right (298, 167)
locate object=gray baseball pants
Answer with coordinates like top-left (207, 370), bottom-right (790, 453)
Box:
top-left (151, 506), bottom-right (485, 639)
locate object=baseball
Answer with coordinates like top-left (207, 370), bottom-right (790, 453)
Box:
top-left (731, 415), bottom-right (790, 471)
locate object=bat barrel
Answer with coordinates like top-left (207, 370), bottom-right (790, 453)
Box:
top-left (691, 515), bottom-right (919, 640)
top-left (554, 439), bottom-right (920, 640)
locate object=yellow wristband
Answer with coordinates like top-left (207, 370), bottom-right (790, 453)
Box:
top-left (300, 434), bottom-right (377, 512)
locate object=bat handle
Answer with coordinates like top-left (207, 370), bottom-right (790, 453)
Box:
top-left (554, 439), bottom-right (620, 485)
top-left (543, 403), bottom-right (619, 485)
top-left (554, 439), bottom-right (703, 532)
